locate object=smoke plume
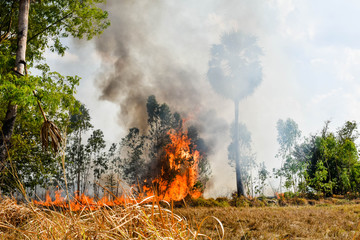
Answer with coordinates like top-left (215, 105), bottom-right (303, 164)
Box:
top-left (95, 0), bottom-right (207, 130)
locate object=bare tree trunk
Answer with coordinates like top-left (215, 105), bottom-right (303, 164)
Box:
top-left (0, 0), bottom-right (30, 169)
top-left (15, 0), bottom-right (30, 75)
top-left (77, 167), bottom-right (81, 195)
top-left (234, 100), bottom-right (246, 197)
top-left (76, 131), bottom-right (82, 195)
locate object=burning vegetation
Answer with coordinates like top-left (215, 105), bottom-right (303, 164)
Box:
top-left (32, 95), bottom-right (209, 209)
top-left (143, 127), bottom-right (202, 201)
top-left (34, 123), bottom-right (204, 210)
top-left (112, 95), bottom-right (210, 202)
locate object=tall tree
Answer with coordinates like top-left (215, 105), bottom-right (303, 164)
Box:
top-left (87, 129), bottom-right (106, 198)
top-left (0, 0), bottom-right (109, 166)
top-left (67, 103), bottom-right (93, 194)
top-left (228, 122), bottom-right (256, 196)
top-left (275, 118), bottom-right (301, 192)
top-left (119, 128), bottom-right (145, 186)
top-left (0, 0), bottom-right (30, 169)
top-left (207, 31), bottom-right (263, 197)
top-left (145, 95), bottom-right (181, 179)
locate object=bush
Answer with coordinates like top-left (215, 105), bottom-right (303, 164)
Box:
top-left (230, 195), bottom-right (250, 207)
top-left (189, 197), bottom-right (224, 207)
top-left (288, 197), bottom-right (307, 206)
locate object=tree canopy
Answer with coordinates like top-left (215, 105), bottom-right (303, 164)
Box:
top-left (0, 0), bottom-right (109, 194)
top-left (207, 30), bottom-right (263, 197)
top-left (275, 120), bottom-right (360, 196)
top-left (0, 0), bottom-right (109, 69)
top-left (207, 31), bottom-right (262, 102)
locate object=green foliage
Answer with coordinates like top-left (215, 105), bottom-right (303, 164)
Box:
top-left (0, 0), bottom-right (109, 69)
top-left (276, 119), bottom-right (301, 159)
top-left (187, 197), bottom-right (230, 207)
top-left (0, 0), bottom-right (109, 194)
top-left (308, 121), bottom-right (360, 195)
top-left (275, 120), bottom-right (360, 197)
top-left (274, 118), bottom-right (303, 193)
top-left (255, 162), bottom-right (269, 196)
top-left (0, 70), bottom-right (79, 194)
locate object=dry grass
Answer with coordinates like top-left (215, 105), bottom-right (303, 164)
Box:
top-left (176, 204), bottom-right (360, 239)
top-left (2, 195), bottom-right (360, 240)
top-left (0, 196), bottom-right (224, 240)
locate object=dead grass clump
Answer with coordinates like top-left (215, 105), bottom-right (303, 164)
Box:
top-left (230, 196), bottom-right (250, 207)
top-left (0, 198), bottom-right (32, 227)
top-left (331, 198), bottom-right (350, 205)
top-left (288, 197), bottom-right (308, 206)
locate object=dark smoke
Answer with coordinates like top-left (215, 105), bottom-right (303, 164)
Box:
top-left (95, 0), bottom-right (204, 131)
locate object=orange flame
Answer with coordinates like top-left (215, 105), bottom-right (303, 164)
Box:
top-left (144, 127), bottom-right (202, 201)
top-left (34, 190), bottom-right (136, 211)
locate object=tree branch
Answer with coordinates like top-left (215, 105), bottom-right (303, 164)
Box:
top-left (27, 11), bottom-right (74, 43)
top-left (0, 1), bottom-right (16, 30)
top-left (0, 1), bottom-right (16, 44)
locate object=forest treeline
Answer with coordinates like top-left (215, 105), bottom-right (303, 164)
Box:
top-left (237, 118), bottom-right (360, 198)
top-left (274, 119), bottom-right (360, 197)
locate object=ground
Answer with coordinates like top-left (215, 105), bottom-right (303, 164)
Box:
top-left (2, 197), bottom-right (360, 239)
top-left (176, 204), bottom-right (360, 239)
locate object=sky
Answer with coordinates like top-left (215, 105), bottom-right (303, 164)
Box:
top-left (40, 0), bottom-right (360, 197)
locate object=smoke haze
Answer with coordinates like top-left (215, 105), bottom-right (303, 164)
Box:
top-left (41, 0), bottom-right (360, 197)
top-left (69, 0), bottom-right (360, 197)
top-left (93, 0), bottom-right (275, 196)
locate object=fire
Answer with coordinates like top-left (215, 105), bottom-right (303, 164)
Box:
top-left (34, 190), bottom-right (134, 211)
top-left (144, 127), bottom-right (202, 201)
top-left (34, 123), bottom-right (203, 210)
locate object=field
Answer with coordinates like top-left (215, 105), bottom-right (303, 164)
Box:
top-left (177, 204), bottom-right (360, 239)
top-left (1, 196), bottom-right (360, 239)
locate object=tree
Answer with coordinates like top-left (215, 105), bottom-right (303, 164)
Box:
top-left (119, 128), bottom-right (145, 186)
top-left (104, 143), bottom-right (119, 198)
top-left (87, 129), bottom-right (106, 198)
top-left (117, 96), bottom-right (211, 196)
top-left (0, 72), bottom-right (80, 194)
top-left (0, 0), bottom-right (30, 169)
top-left (228, 122), bottom-right (256, 196)
top-left (275, 118), bottom-right (301, 192)
top-left (255, 162), bottom-right (269, 196)
top-left (145, 95), bottom-right (180, 177)
top-left (276, 119), bottom-right (301, 159)
top-left (207, 31), bottom-right (263, 197)
top-left (0, 0), bottom-right (109, 166)
top-left (67, 103), bottom-right (93, 194)
top-left (309, 121), bottom-right (359, 195)
top-left (187, 126), bottom-right (212, 190)
top-left (283, 120), bottom-right (360, 196)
